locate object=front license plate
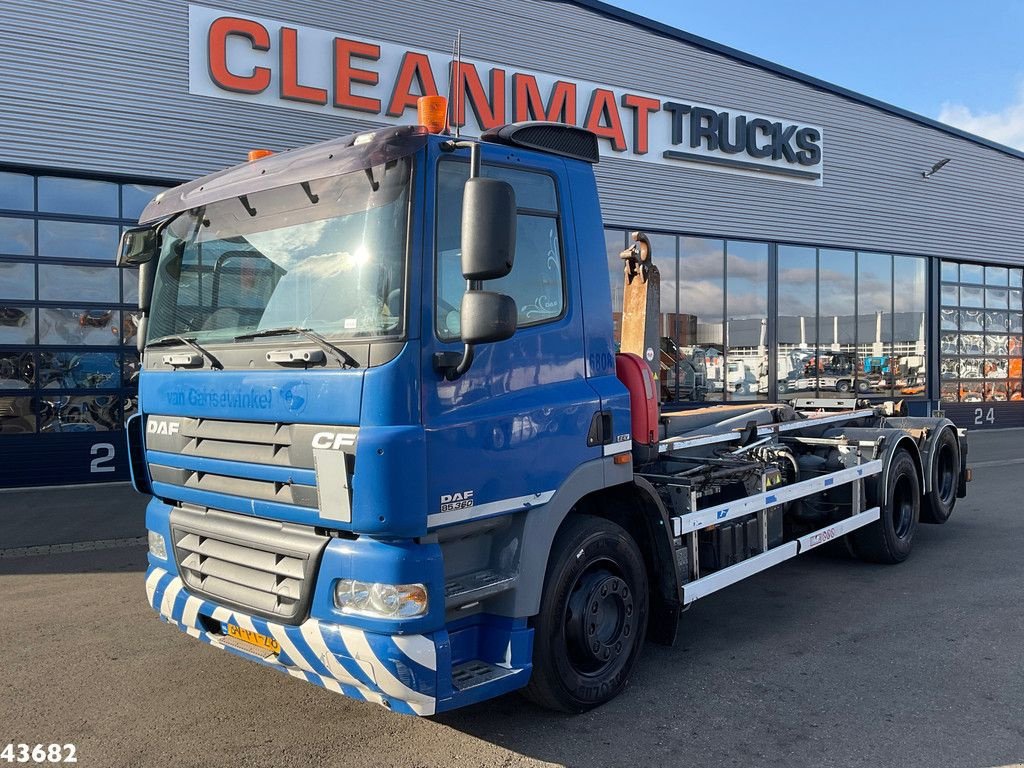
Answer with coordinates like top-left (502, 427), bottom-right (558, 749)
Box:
top-left (223, 623), bottom-right (280, 659)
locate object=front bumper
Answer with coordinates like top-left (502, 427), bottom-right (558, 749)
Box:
top-left (145, 565), bottom-right (440, 715)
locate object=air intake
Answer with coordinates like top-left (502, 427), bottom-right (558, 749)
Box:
top-left (481, 122), bottom-right (600, 164)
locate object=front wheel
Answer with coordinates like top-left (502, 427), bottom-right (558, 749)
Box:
top-left (522, 516), bottom-right (649, 712)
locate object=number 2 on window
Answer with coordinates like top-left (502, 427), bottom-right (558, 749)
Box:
top-left (973, 407), bottom-right (995, 426)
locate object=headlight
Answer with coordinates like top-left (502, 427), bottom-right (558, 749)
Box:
top-left (148, 530), bottom-right (168, 560)
top-left (334, 579), bottom-right (428, 618)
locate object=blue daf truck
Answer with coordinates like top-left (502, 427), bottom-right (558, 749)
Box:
top-left (117, 110), bottom-right (970, 715)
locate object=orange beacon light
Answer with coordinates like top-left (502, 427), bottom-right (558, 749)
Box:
top-left (417, 95), bottom-right (449, 134)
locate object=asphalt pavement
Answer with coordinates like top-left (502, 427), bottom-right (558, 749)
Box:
top-left (1, 431), bottom-right (1022, 767)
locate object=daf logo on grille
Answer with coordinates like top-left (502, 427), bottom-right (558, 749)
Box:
top-left (311, 432), bottom-right (356, 450)
top-left (148, 419), bottom-right (181, 436)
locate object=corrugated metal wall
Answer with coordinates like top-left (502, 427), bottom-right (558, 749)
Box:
top-left (1, 0), bottom-right (1021, 262)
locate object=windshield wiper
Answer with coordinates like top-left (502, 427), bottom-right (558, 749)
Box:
top-left (233, 327), bottom-right (360, 368)
top-left (146, 335), bottom-right (223, 370)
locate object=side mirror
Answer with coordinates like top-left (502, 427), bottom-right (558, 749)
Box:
top-left (460, 290), bottom-right (517, 344)
top-left (461, 178), bottom-right (516, 280)
top-left (116, 225), bottom-right (159, 267)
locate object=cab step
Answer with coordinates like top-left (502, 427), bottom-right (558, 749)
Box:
top-left (445, 569), bottom-right (517, 608)
top-left (451, 660), bottom-right (518, 691)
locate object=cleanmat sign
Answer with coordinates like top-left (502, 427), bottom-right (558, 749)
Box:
top-left (187, 4), bottom-right (824, 184)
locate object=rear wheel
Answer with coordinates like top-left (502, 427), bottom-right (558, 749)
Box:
top-left (522, 516), bottom-right (649, 713)
top-left (851, 448), bottom-right (920, 563)
top-left (921, 429), bottom-right (959, 524)
top-left (836, 379), bottom-right (852, 393)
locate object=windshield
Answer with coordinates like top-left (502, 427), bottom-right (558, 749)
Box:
top-left (147, 157), bottom-right (412, 345)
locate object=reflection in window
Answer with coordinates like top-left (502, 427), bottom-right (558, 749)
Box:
top-left (893, 256), bottom-right (927, 397)
top-left (38, 352), bottom-right (119, 389)
top-left (0, 396), bottom-right (35, 433)
top-left (122, 268), bottom-right (139, 305)
top-left (0, 172), bottom-right (34, 211)
top-left (777, 246), bottom-right (816, 399)
top-left (0, 217), bottom-right (35, 256)
top-left (725, 241), bottom-right (768, 401)
top-left (816, 250), bottom-right (857, 395)
top-left (38, 394), bottom-right (121, 432)
top-left (39, 264), bottom-right (120, 303)
top-left (38, 177), bottom-right (119, 218)
top-left (122, 184), bottom-right (168, 220)
top-left (679, 238), bottom-right (724, 401)
top-left (0, 262), bottom-right (35, 300)
top-left (606, 229), bottom-right (627, 344)
top-left (38, 220), bottom-right (119, 260)
top-left (0, 307), bottom-right (35, 344)
top-left (858, 252), bottom-right (893, 396)
top-left (0, 350), bottom-right (34, 388)
top-left (38, 308), bottom-right (121, 346)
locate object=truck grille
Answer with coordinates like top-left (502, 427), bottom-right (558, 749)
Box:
top-left (169, 504), bottom-right (329, 623)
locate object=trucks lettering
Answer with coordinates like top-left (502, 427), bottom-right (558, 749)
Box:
top-left (311, 432), bottom-right (356, 450)
top-left (440, 490), bottom-right (474, 512)
top-left (147, 419), bottom-right (180, 436)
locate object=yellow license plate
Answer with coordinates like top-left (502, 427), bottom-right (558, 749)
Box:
top-left (226, 623), bottom-right (280, 655)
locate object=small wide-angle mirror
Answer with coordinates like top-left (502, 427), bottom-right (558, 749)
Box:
top-left (461, 178), bottom-right (516, 280)
top-left (460, 290), bottom-right (517, 345)
top-left (116, 225), bottom-right (159, 267)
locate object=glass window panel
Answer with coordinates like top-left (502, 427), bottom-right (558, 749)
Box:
top-left (480, 166), bottom-right (557, 212)
top-left (940, 357), bottom-right (959, 379)
top-left (124, 393), bottom-right (138, 422)
top-left (0, 172), bottom-right (34, 211)
top-left (39, 264), bottom-right (120, 303)
top-left (817, 249), bottom-right (857, 395)
top-left (960, 333), bottom-right (983, 356)
top-left (1011, 314), bottom-right (1023, 333)
top-left (940, 333), bottom-right (959, 356)
top-left (121, 184), bottom-right (168, 221)
top-left (959, 357), bottom-right (983, 378)
top-left (38, 177), bottom-right (118, 217)
top-left (959, 285), bottom-right (984, 308)
top-left (940, 382), bottom-right (959, 402)
top-left (0, 396), bottom-right (35, 434)
top-left (959, 382), bottom-right (983, 402)
top-left (122, 268), bottom-right (139, 305)
top-left (123, 351), bottom-right (140, 387)
top-left (605, 230), bottom-right (626, 344)
top-left (1011, 269), bottom-right (1023, 288)
top-left (1010, 335), bottom-right (1023, 358)
top-left (38, 351), bottom-right (120, 389)
top-left (0, 349), bottom-right (34, 388)
top-left (0, 261), bottom-right (35, 299)
top-left (725, 240), bottom-right (768, 401)
top-left (121, 311), bottom-right (140, 347)
top-left (985, 266), bottom-right (1009, 286)
top-left (38, 220), bottom-right (119, 260)
top-left (1009, 289), bottom-right (1022, 311)
top-left (0, 216), bottom-right (35, 256)
top-left (960, 309), bottom-right (983, 332)
top-left (857, 252), bottom-right (893, 396)
top-left (38, 394), bottom-right (122, 432)
top-left (985, 335), bottom-right (1009, 356)
top-left (959, 264), bottom-right (984, 284)
top-left (777, 245), bottom-right (817, 400)
top-left (984, 358), bottom-right (1008, 379)
top-left (38, 307), bottom-right (120, 345)
top-left (940, 261), bottom-right (958, 282)
top-left (680, 237), bottom-right (724, 401)
top-left (984, 381), bottom-right (1008, 401)
top-left (892, 256), bottom-right (927, 397)
top-left (985, 288), bottom-right (1009, 309)
top-left (940, 308), bottom-right (958, 331)
top-left (985, 311), bottom-right (1009, 333)
top-left (0, 307), bottom-right (35, 344)
top-left (940, 284), bottom-right (958, 307)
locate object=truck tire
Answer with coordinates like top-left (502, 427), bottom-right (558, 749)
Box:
top-left (521, 515), bottom-right (649, 713)
top-left (921, 428), bottom-right (959, 524)
top-left (836, 379), bottom-right (851, 393)
top-left (850, 448), bottom-right (920, 564)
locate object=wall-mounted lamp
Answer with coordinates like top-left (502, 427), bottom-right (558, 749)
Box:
top-left (922, 158), bottom-right (951, 178)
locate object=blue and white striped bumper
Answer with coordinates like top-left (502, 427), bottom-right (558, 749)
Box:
top-left (145, 565), bottom-right (440, 716)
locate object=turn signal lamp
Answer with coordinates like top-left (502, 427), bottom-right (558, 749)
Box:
top-left (247, 148), bottom-right (274, 162)
top-left (417, 95), bottom-right (449, 134)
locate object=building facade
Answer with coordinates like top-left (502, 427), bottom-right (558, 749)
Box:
top-left (1, 0), bottom-right (1022, 486)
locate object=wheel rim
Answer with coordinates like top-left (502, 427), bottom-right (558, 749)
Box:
top-left (891, 472), bottom-right (915, 538)
top-left (564, 563), bottom-right (636, 677)
top-left (935, 443), bottom-right (957, 505)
